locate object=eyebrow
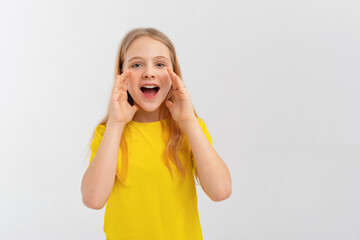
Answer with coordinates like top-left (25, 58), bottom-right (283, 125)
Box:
top-left (127, 56), bottom-right (170, 63)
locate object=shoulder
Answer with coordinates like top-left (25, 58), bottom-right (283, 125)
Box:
top-left (195, 117), bottom-right (212, 144)
top-left (89, 123), bottom-right (107, 165)
top-left (196, 117), bottom-right (207, 129)
top-left (95, 123), bottom-right (106, 135)
top-left (91, 123), bottom-right (106, 146)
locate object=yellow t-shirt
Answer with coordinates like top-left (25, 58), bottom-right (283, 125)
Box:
top-left (89, 117), bottom-right (212, 240)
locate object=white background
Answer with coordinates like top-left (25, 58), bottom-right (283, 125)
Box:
top-left (1, 0), bottom-right (359, 239)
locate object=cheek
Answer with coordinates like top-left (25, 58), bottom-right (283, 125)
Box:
top-left (127, 73), bottom-right (140, 89)
top-left (159, 72), bottom-right (171, 87)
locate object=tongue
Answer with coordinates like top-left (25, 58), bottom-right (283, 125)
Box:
top-left (142, 88), bottom-right (157, 96)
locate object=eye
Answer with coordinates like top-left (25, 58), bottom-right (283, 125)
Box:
top-left (131, 63), bottom-right (142, 68)
top-left (156, 62), bottom-right (166, 67)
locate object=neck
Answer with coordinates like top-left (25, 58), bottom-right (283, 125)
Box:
top-left (132, 108), bottom-right (167, 123)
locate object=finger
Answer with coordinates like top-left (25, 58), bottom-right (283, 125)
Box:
top-left (119, 77), bottom-right (129, 91)
top-left (166, 68), bottom-right (178, 89)
top-left (112, 76), bottom-right (121, 96)
top-left (119, 70), bottom-right (132, 85)
top-left (167, 68), bottom-right (186, 91)
top-left (112, 71), bottom-right (130, 100)
top-left (114, 71), bottom-right (128, 91)
top-left (119, 70), bottom-right (132, 90)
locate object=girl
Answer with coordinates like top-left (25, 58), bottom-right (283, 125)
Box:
top-left (81, 27), bottom-right (231, 240)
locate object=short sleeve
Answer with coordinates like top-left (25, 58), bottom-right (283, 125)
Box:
top-left (89, 124), bottom-right (106, 167)
top-left (191, 118), bottom-right (213, 170)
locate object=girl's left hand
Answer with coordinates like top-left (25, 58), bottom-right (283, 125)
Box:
top-left (165, 68), bottom-right (197, 122)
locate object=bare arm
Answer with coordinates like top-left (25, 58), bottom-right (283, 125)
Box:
top-left (81, 123), bottom-right (125, 209)
top-left (180, 119), bottom-right (232, 202)
top-left (164, 68), bottom-right (231, 202)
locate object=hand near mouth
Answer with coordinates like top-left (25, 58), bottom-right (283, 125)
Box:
top-left (108, 70), bottom-right (141, 126)
top-left (165, 68), bottom-right (197, 123)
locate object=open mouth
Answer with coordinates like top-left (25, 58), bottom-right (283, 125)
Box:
top-left (140, 86), bottom-right (160, 97)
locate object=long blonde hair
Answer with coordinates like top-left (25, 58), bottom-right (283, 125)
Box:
top-left (84, 28), bottom-right (200, 185)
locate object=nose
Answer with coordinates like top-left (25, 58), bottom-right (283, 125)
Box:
top-left (142, 66), bottom-right (155, 79)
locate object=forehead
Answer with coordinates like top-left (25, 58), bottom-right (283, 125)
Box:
top-left (125, 36), bottom-right (171, 60)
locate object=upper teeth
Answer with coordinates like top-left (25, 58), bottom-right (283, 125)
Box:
top-left (143, 85), bottom-right (157, 88)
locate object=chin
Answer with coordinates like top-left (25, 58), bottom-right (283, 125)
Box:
top-left (137, 102), bottom-right (163, 112)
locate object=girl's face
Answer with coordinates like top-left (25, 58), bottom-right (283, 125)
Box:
top-left (122, 36), bottom-right (173, 112)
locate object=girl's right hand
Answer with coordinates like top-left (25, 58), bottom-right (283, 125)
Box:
top-left (107, 70), bottom-right (140, 126)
